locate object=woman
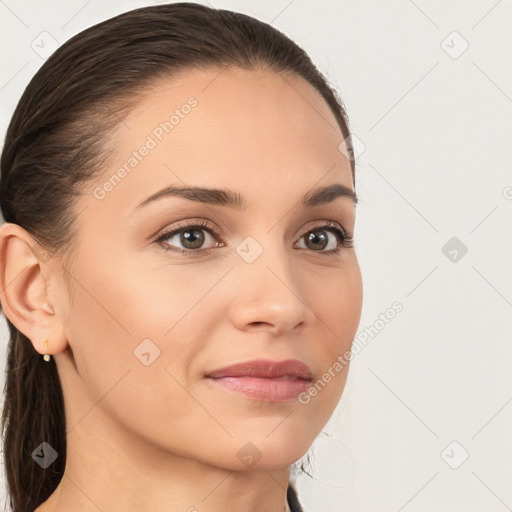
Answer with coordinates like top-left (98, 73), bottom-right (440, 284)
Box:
top-left (0, 3), bottom-right (362, 511)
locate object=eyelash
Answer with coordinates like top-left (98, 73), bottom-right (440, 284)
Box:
top-left (154, 219), bottom-right (354, 258)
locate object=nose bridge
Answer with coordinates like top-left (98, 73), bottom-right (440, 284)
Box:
top-left (229, 231), bottom-right (311, 334)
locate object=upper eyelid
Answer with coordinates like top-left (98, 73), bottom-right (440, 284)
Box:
top-left (156, 220), bottom-right (217, 239)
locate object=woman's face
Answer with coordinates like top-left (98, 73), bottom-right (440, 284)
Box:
top-left (51, 66), bottom-right (362, 470)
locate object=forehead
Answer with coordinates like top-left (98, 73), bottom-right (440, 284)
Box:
top-left (88, 66), bottom-right (353, 214)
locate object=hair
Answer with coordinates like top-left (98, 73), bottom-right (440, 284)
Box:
top-left (0, 3), bottom-right (354, 511)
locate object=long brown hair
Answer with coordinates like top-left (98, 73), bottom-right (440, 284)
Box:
top-left (0, 3), bottom-right (354, 511)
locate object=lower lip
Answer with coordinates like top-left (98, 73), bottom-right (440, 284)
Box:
top-left (206, 376), bottom-right (311, 402)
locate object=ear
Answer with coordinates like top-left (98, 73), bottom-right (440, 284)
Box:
top-left (0, 222), bottom-right (68, 356)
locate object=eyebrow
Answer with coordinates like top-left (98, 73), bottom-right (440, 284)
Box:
top-left (134, 183), bottom-right (358, 211)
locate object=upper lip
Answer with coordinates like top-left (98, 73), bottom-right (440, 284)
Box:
top-left (206, 359), bottom-right (313, 380)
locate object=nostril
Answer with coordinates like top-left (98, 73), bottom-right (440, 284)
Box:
top-left (250, 322), bottom-right (269, 328)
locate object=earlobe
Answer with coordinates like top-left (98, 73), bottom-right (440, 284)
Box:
top-left (0, 222), bottom-right (67, 356)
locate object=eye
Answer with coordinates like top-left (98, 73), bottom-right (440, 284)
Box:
top-left (295, 221), bottom-right (354, 255)
top-left (154, 219), bottom-right (353, 257)
top-left (155, 219), bottom-right (222, 257)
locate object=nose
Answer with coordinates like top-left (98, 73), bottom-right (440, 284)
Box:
top-left (228, 245), bottom-right (314, 336)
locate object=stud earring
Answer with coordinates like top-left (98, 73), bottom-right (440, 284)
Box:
top-left (43, 338), bottom-right (50, 362)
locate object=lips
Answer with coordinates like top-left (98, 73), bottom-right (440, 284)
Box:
top-left (206, 358), bottom-right (313, 381)
top-left (205, 359), bottom-right (314, 401)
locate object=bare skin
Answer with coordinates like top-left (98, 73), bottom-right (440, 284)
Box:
top-left (0, 66), bottom-right (362, 512)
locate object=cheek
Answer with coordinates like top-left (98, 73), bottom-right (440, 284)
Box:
top-left (65, 255), bottom-right (232, 410)
top-left (304, 260), bottom-right (362, 404)
top-left (308, 259), bottom-right (363, 350)
top-left (61, 265), bottom-right (215, 449)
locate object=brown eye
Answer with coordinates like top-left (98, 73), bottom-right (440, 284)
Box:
top-left (177, 228), bottom-right (205, 249)
top-left (296, 222), bottom-right (353, 255)
top-left (304, 230), bottom-right (329, 251)
top-left (155, 220), bottom-right (221, 256)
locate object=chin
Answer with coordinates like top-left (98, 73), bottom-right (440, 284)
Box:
top-left (188, 434), bottom-right (312, 473)
top-left (235, 435), bottom-right (312, 471)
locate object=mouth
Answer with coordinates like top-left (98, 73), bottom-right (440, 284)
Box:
top-left (205, 358), bottom-right (313, 402)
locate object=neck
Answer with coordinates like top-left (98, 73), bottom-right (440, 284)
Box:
top-left (35, 398), bottom-right (291, 512)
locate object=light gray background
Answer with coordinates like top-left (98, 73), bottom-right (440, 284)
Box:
top-left (1, 1), bottom-right (511, 511)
